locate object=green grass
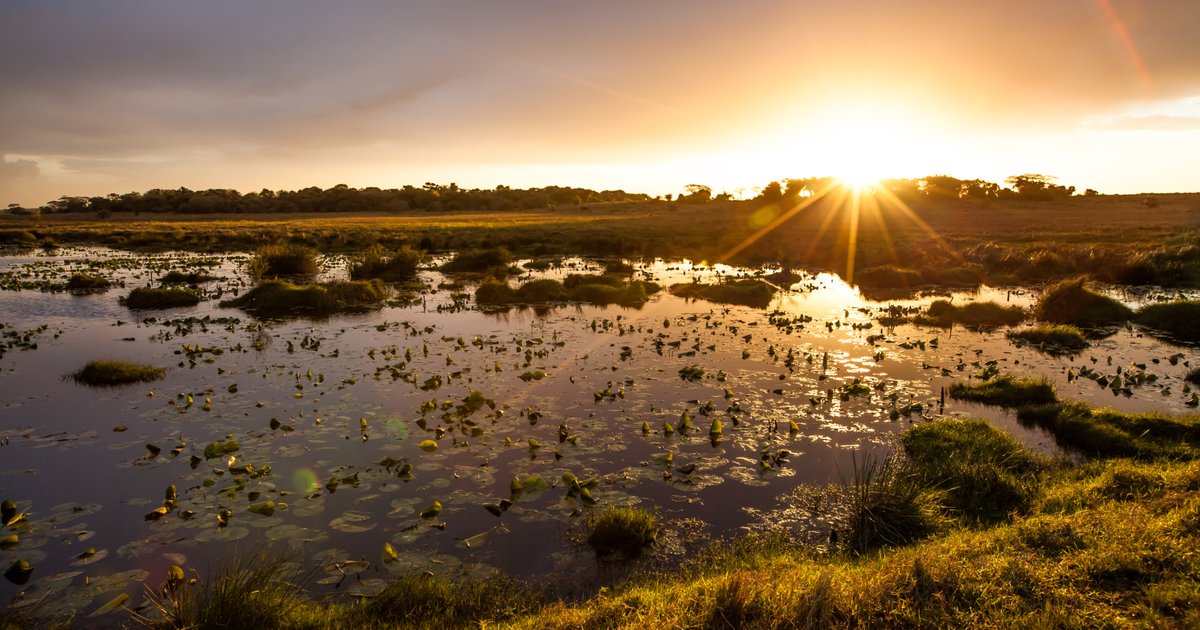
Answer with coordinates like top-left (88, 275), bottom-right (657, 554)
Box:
top-left (1018, 402), bottom-right (1200, 459)
top-left (949, 376), bottom-right (1057, 407)
top-left (901, 418), bottom-right (1044, 524)
top-left (1007, 324), bottom-right (1089, 354)
top-left (1035, 277), bottom-right (1133, 327)
top-left (349, 574), bottom-right (538, 629)
top-left (588, 506), bottom-right (659, 561)
top-left (914, 300), bottom-right (1026, 328)
top-left (348, 244), bottom-right (423, 282)
top-left (248, 243), bottom-right (320, 280)
top-left (1134, 300), bottom-right (1200, 343)
top-left (669, 279), bottom-right (777, 308)
top-left (123, 287), bottom-right (201, 309)
top-left (841, 456), bottom-right (948, 554)
top-left (65, 273), bottom-right (111, 290)
top-left (145, 551), bottom-right (314, 629)
top-left (72, 359), bottom-right (165, 386)
top-left (220, 279), bottom-right (388, 316)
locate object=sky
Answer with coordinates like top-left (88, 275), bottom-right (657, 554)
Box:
top-left (2, 0), bottom-right (1199, 206)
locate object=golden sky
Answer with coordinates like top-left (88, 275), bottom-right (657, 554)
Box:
top-left (2, 0), bottom-right (1199, 205)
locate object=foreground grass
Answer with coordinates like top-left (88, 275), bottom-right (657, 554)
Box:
top-left (72, 359), bottom-right (165, 386)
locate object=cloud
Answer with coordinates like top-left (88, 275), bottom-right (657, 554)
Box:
top-left (1092, 114), bottom-right (1200, 132)
top-left (0, 157), bottom-right (40, 182)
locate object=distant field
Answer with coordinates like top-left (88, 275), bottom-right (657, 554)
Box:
top-left (4, 193), bottom-right (1199, 286)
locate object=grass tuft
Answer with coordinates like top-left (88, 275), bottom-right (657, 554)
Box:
top-left (949, 376), bottom-right (1056, 407)
top-left (1134, 300), bottom-right (1200, 343)
top-left (1035, 277), bottom-right (1133, 327)
top-left (1007, 324), bottom-right (1088, 354)
top-left (348, 244), bottom-right (423, 282)
top-left (249, 243), bottom-right (321, 280)
top-left (220, 280), bottom-right (387, 316)
top-left (670, 279), bottom-right (777, 308)
top-left (842, 455), bottom-right (948, 553)
top-left (65, 273), bottom-right (111, 290)
top-left (123, 287), bottom-right (201, 309)
top-left (441, 248), bottom-right (513, 274)
top-left (915, 300), bottom-right (1026, 328)
top-left (72, 359), bottom-right (165, 387)
top-left (587, 506), bottom-right (658, 560)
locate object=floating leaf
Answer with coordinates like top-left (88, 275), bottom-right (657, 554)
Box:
top-left (4, 559), bottom-right (32, 585)
top-left (420, 500), bottom-right (443, 519)
top-left (88, 593), bottom-right (129, 617)
top-left (418, 440), bottom-right (438, 452)
top-left (382, 542), bottom-right (399, 564)
top-left (247, 501), bottom-right (276, 517)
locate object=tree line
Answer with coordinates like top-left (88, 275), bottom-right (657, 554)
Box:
top-left (11, 183), bottom-right (652, 215)
top-left (748, 173), bottom-right (1090, 203)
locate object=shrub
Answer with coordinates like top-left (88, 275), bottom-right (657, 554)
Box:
top-left (73, 359), bottom-right (165, 386)
top-left (248, 243), bottom-right (320, 280)
top-left (1035, 278), bottom-right (1132, 327)
top-left (588, 506), bottom-right (658, 560)
top-left (123, 287), bottom-right (201, 309)
top-left (348, 245), bottom-right (423, 282)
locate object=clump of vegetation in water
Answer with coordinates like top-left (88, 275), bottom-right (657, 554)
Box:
top-left (588, 506), bottom-right (658, 560)
top-left (65, 273), bottom-right (111, 290)
top-left (1134, 300), bottom-right (1200, 343)
top-left (1007, 324), bottom-right (1089, 354)
top-left (913, 300), bottom-right (1026, 329)
top-left (441, 247), bottom-right (514, 274)
top-left (949, 376), bottom-right (1056, 407)
top-left (901, 418), bottom-right (1044, 524)
top-left (220, 279), bottom-right (388, 316)
top-left (248, 243), bottom-right (321, 280)
top-left (854, 265), bottom-right (924, 290)
top-left (476, 275), bottom-right (659, 307)
top-left (348, 244), bottom-right (424, 282)
top-left (160, 270), bottom-right (218, 285)
top-left (1018, 402), bottom-right (1200, 459)
top-left (123, 287), bottom-right (201, 309)
top-left (1034, 277), bottom-right (1133, 326)
top-left (1187, 367), bottom-right (1200, 386)
top-left (670, 279), bottom-right (776, 308)
top-left (841, 455), bottom-right (948, 554)
top-left (72, 359), bottom-right (165, 386)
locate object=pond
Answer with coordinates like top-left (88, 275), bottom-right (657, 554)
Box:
top-left (0, 247), bottom-right (1197, 622)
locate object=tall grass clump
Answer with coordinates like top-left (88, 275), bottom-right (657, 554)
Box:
top-left (588, 506), bottom-right (658, 560)
top-left (350, 574), bottom-right (538, 628)
top-left (72, 359), bottom-right (165, 386)
top-left (123, 287), bottom-right (201, 309)
top-left (348, 245), bottom-right (423, 282)
top-left (1034, 277), bottom-right (1132, 327)
top-left (1135, 300), bottom-right (1200, 343)
top-left (220, 280), bottom-right (386, 316)
top-left (901, 418), bottom-right (1043, 523)
top-left (1007, 324), bottom-right (1088, 354)
top-left (949, 376), bottom-right (1056, 407)
top-left (842, 455), bottom-right (947, 553)
top-left (146, 551), bottom-right (312, 629)
top-left (248, 243), bottom-right (320, 280)
top-left (915, 300), bottom-right (1026, 328)
top-left (475, 279), bottom-right (518, 307)
top-left (65, 273), bottom-right (111, 290)
top-left (441, 247), bottom-right (513, 274)
top-left (670, 279), bottom-right (776, 308)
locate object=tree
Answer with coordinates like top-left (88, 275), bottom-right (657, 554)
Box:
top-left (681, 184), bottom-right (712, 203)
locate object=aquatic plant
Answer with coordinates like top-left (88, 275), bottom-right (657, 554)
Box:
top-left (669, 279), bottom-right (776, 308)
top-left (72, 360), bottom-right (165, 386)
top-left (159, 270), bottom-right (218, 285)
top-left (65, 273), bottom-right (111, 290)
top-left (1034, 277), bottom-right (1132, 326)
top-left (123, 287), bottom-right (201, 309)
top-left (587, 506), bottom-right (658, 560)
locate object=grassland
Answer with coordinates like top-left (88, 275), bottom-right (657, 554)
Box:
top-left (4, 193), bottom-right (1200, 287)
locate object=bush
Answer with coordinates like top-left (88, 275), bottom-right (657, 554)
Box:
top-left (348, 245), bottom-right (423, 282)
top-left (248, 243), bottom-right (320, 280)
top-left (1035, 278), bottom-right (1132, 327)
top-left (588, 506), bottom-right (658, 560)
top-left (220, 280), bottom-right (387, 317)
top-left (72, 359), bottom-right (165, 386)
top-left (123, 287), bottom-right (201, 309)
